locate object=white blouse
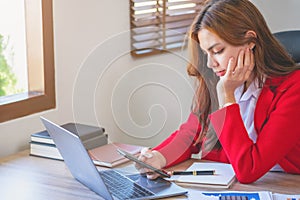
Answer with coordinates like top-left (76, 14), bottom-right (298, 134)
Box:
top-left (234, 79), bottom-right (262, 143)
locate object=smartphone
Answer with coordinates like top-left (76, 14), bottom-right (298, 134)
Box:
top-left (117, 148), bottom-right (170, 178)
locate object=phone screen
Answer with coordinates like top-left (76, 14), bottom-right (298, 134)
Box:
top-left (117, 148), bottom-right (170, 178)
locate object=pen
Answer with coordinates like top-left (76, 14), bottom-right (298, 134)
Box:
top-left (171, 170), bottom-right (215, 176)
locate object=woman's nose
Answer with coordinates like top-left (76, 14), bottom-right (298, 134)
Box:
top-left (207, 55), bottom-right (217, 69)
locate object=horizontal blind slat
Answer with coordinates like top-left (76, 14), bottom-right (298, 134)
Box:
top-left (132, 26), bottom-right (161, 34)
top-left (166, 6), bottom-right (201, 16)
top-left (132, 28), bottom-right (188, 43)
top-left (132, 13), bottom-right (158, 20)
top-left (165, 19), bottom-right (193, 29)
top-left (163, 13), bottom-right (197, 22)
top-left (131, 4), bottom-right (157, 11)
top-left (160, 35), bottom-right (185, 43)
top-left (132, 40), bottom-right (161, 49)
top-left (132, 18), bottom-right (161, 27)
top-left (131, 0), bottom-right (156, 3)
top-left (133, 32), bottom-right (161, 42)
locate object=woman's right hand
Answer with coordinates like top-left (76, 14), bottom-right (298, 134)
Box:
top-left (135, 148), bottom-right (167, 179)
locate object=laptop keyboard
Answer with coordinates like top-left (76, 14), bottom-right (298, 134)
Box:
top-left (99, 170), bottom-right (155, 199)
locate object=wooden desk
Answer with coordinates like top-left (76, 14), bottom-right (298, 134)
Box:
top-left (0, 150), bottom-right (299, 199)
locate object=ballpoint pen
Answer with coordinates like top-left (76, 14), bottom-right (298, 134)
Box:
top-left (170, 170), bottom-right (215, 176)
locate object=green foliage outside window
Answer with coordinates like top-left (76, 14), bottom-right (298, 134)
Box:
top-left (0, 34), bottom-right (18, 97)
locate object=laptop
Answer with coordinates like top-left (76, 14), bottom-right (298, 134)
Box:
top-left (40, 117), bottom-right (188, 200)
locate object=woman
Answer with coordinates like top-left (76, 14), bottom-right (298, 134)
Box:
top-left (136, 0), bottom-right (300, 183)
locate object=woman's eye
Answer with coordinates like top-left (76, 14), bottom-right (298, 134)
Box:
top-left (213, 48), bottom-right (224, 55)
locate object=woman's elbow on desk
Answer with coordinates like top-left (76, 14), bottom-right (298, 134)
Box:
top-left (235, 174), bottom-right (260, 184)
top-left (233, 165), bottom-right (269, 184)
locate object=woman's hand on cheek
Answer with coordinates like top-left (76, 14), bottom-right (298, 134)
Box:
top-left (225, 48), bottom-right (254, 90)
top-left (217, 48), bottom-right (254, 107)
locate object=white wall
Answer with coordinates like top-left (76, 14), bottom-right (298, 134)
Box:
top-left (250, 0), bottom-right (300, 33)
top-left (0, 0), bottom-right (299, 158)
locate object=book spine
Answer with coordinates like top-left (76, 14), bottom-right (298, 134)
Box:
top-left (82, 134), bottom-right (107, 150)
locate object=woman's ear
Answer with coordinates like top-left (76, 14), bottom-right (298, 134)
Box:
top-left (245, 30), bottom-right (257, 50)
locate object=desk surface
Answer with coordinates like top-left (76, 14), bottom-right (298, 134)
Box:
top-left (0, 150), bottom-right (299, 199)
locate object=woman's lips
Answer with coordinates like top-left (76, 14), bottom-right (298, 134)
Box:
top-left (216, 70), bottom-right (226, 77)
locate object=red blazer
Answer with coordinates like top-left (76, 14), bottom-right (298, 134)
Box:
top-left (154, 70), bottom-right (300, 183)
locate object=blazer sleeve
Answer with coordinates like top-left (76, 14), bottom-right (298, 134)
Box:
top-left (153, 113), bottom-right (202, 167)
top-left (209, 73), bottom-right (300, 183)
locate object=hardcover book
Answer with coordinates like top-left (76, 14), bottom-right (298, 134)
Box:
top-left (88, 143), bottom-right (144, 168)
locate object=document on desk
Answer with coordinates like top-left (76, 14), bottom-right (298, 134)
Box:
top-left (197, 191), bottom-right (300, 200)
top-left (167, 162), bottom-right (236, 188)
top-left (201, 191), bottom-right (273, 200)
top-left (272, 193), bottom-right (300, 200)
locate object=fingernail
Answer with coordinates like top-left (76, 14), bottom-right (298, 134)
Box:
top-left (141, 147), bottom-right (153, 158)
top-left (141, 147), bottom-right (150, 153)
top-left (143, 152), bottom-right (153, 158)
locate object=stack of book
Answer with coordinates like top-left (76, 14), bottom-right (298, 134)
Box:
top-left (30, 122), bottom-right (107, 161)
top-left (30, 122), bottom-right (144, 167)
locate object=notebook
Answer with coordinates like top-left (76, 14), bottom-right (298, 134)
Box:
top-left (167, 162), bottom-right (236, 189)
top-left (89, 142), bottom-right (143, 167)
top-left (40, 117), bottom-right (187, 200)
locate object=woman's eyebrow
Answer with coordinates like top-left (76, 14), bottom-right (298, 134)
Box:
top-left (207, 43), bottom-right (221, 51)
top-left (201, 43), bottom-right (221, 53)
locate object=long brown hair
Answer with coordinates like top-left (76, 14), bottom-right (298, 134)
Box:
top-left (188, 0), bottom-right (299, 150)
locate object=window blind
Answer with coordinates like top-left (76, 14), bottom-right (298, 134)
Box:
top-left (130, 0), bottom-right (204, 56)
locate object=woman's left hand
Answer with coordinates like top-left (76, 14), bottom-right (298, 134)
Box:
top-left (217, 47), bottom-right (254, 107)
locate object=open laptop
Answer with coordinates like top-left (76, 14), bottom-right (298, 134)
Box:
top-left (40, 117), bottom-right (188, 200)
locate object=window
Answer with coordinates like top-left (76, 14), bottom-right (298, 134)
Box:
top-left (0, 0), bottom-right (55, 123)
top-left (0, 1), bottom-right (27, 97)
top-left (130, 0), bottom-right (203, 56)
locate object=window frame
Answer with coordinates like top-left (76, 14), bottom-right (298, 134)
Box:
top-left (0, 0), bottom-right (55, 123)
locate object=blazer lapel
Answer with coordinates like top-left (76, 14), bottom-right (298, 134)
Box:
top-left (254, 86), bottom-right (274, 132)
